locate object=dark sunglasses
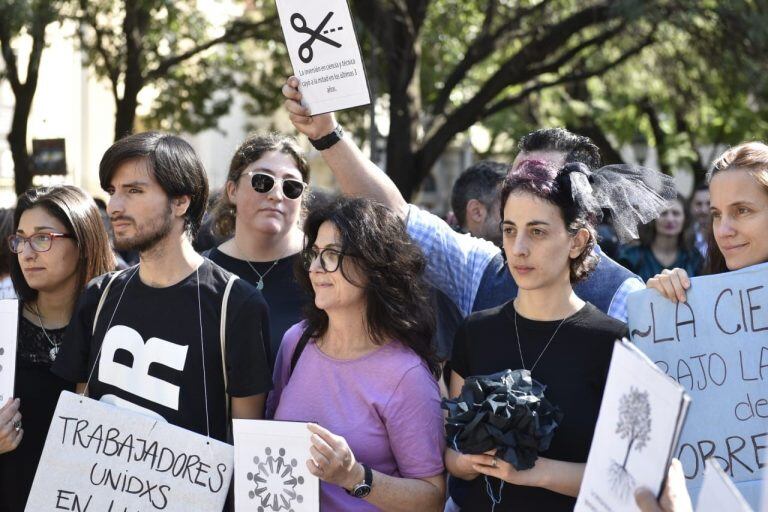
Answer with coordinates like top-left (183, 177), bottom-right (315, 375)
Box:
top-left (8, 233), bottom-right (75, 253)
top-left (241, 171), bottom-right (307, 200)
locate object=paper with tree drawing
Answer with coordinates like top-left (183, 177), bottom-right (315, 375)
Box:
top-left (575, 339), bottom-right (690, 512)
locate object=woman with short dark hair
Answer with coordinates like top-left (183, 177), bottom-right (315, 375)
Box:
top-left (267, 197), bottom-right (446, 511)
top-left (445, 160), bottom-right (674, 511)
top-left (618, 193), bottom-right (703, 282)
top-left (0, 185), bottom-right (115, 511)
top-left (207, 133), bottom-right (310, 368)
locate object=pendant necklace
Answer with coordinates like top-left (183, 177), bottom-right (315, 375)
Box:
top-left (233, 239), bottom-right (282, 291)
top-left (513, 302), bottom-right (569, 373)
top-left (34, 304), bottom-right (61, 361)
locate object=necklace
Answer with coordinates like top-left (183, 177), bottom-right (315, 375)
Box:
top-left (513, 304), bottom-right (569, 373)
top-left (233, 239), bottom-right (281, 291)
top-left (34, 304), bottom-right (62, 361)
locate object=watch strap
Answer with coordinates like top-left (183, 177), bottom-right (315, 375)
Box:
top-left (309, 125), bottom-right (344, 151)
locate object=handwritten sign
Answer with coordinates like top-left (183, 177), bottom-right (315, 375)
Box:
top-left (276, 0), bottom-right (370, 115)
top-left (627, 262), bottom-right (768, 508)
top-left (0, 299), bottom-right (18, 405)
top-left (26, 391), bottom-right (233, 512)
top-left (576, 340), bottom-right (690, 512)
top-left (233, 419), bottom-right (319, 511)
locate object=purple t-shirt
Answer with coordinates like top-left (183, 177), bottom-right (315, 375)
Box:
top-left (266, 322), bottom-right (445, 511)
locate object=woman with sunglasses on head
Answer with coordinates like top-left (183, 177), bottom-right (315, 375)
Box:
top-left (647, 142), bottom-right (768, 302)
top-left (208, 133), bottom-right (310, 368)
top-left (0, 186), bottom-right (115, 511)
top-left (444, 161), bottom-right (674, 511)
top-left (266, 198), bottom-right (446, 511)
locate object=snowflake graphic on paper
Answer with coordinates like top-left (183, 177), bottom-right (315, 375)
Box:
top-left (247, 446), bottom-right (306, 511)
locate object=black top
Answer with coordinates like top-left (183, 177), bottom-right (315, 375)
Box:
top-left (207, 247), bottom-right (307, 369)
top-left (449, 301), bottom-right (628, 511)
top-left (52, 259), bottom-right (273, 442)
top-left (0, 309), bottom-right (74, 512)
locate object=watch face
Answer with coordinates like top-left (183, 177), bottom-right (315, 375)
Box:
top-left (352, 483), bottom-right (371, 498)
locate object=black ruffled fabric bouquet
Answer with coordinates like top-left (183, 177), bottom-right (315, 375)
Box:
top-left (442, 369), bottom-right (563, 470)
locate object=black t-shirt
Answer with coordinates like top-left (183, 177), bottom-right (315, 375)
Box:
top-left (207, 248), bottom-right (307, 369)
top-left (450, 301), bottom-right (628, 511)
top-left (52, 259), bottom-right (272, 442)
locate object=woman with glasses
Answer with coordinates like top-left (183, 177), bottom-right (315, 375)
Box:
top-left (208, 133), bottom-right (310, 368)
top-left (0, 186), bottom-right (115, 511)
top-left (266, 198), bottom-right (446, 511)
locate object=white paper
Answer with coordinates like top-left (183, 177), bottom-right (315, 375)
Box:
top-left (233, 419), bottom-right (320, 512)
top-left (627, 261), bottom-right (768, 507)
top-left (0, 299), bottom-right (18, 405)
top-left (26, 391), bottom-right (233, 512)
top-left (276, 0), bottom-right (370, 114)
top-left (697, 459), bottom-right (753, 512)
top-left (575, 340), bottom-right (690, 512)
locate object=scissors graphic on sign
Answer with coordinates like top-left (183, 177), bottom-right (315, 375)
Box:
top-left (291, 12), bottom-right (342, 64)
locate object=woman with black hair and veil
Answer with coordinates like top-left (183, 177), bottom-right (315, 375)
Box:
top-left (444, 160), bottom-right (676, 511)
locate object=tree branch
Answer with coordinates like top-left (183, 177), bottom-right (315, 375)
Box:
top-left (483, 35), bottom-right (653, 119)
top-left (0, 20), bottom-right (22, 93)
top-left (145, 15), bottom-right (279, 81)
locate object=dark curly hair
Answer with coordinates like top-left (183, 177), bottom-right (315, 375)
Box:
top-left (213, 133), bottom-right (310, 239)
top-left (500, 160), bottom-right (599, 282)
top-left (295, 197), bottom-right (440, 378)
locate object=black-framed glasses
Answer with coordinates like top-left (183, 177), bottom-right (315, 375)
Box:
top-left (301, 247), bottom-right (347, 272)
top-left (241, 171), bottom-right (307, 200)
top-left (8, 233), bottom-right (75, 254)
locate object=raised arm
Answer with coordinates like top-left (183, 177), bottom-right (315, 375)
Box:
top-left (282, 77), bottom-right (407, 217)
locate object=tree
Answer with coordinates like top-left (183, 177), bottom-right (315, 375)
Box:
top-left (0, 0), bottom-right (63, 194)
top-left (616, 387), bottom-right (651, 469)
top-left (349, 0), bottom-right (671, 199)
top-left (70, 0), bottom-right (282, 141)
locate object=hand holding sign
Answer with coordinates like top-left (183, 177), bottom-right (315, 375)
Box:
top-left (0, 398), bottom-right (23, 454)
top-left (283, 77), bottom-right (337, 140)
top-left (277, 0), bottom-right (370, 115)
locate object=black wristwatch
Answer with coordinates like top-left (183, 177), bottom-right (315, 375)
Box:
top-left (309, 124), bottom-right (344, 151)
top-left (346, 463), bottom-right (372, 498)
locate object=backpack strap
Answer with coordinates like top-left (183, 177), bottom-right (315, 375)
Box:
top-left (220, 274), bottom-right (238, 420)
top-left (289, 327), bottom-right (313, 378)
top-left (92, 269), bottom-right (130, 336)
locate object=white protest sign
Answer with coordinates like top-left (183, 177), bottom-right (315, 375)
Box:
top-left (696, 459), bottom-right (753, 512)
top-left (233, 419), bottom-right (319, 511)
top-left (627, 261), bottom-right (768, 508)
top-left (0, 299), bottom-right (18, 405)
top-left (276, 0), bottom-right (370, 115)
top-left (26, 391), bottom-right (233, 512)
top-left (576, 340), bottom-right (690, 512)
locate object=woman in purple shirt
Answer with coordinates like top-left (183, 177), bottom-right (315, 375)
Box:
top-left (266, 197), bottom-right (446, 511)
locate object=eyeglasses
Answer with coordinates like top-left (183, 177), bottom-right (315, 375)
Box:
top-left (241, 171), bottom-right (307, 200)
top-left (301, 247), bottom-right (347, 272)
top-left (8, 233), bottom-right (75, 253)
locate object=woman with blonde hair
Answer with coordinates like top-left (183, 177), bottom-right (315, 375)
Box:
top-left (647, 141), bottom-right (768, 300)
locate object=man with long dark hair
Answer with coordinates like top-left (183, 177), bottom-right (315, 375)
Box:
top-left (53, 132), bottom-right (272, 442)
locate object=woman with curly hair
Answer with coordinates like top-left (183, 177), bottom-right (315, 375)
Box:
top-left (266, 197), bottom-right (446, 511)
top-left (207, 133), bottom-right (310, 368)
top-left (445, 160), bottom-right (674, 511)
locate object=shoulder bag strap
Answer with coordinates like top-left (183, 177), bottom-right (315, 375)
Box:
top-left (92, 269), bottom-right (129, 336)
top-left (289, 327), bottom-right (313, 379)
top-left (220, 274), bottom-right (238, 420)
